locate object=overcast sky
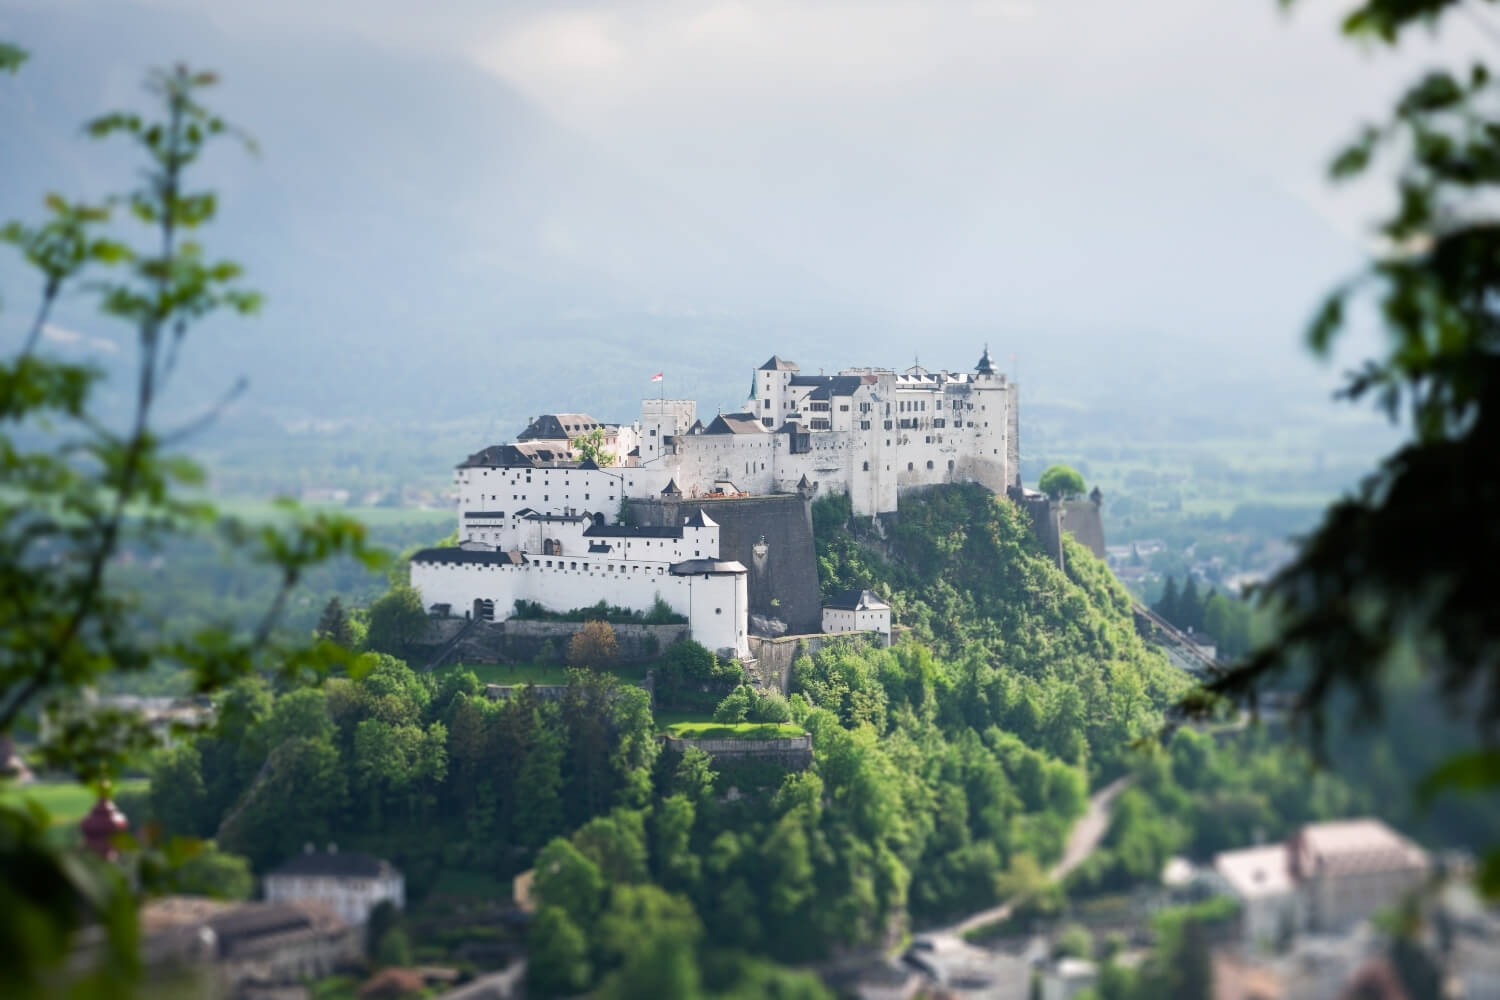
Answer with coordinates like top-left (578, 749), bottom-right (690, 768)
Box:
top-left (1, 0), bottom-right (1489, 423)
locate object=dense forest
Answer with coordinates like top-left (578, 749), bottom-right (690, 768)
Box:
top-left (126, 484), bottom-right (1489, 996)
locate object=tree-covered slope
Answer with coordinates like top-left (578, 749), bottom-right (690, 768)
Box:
top-left (815, 484), bottom-right (1187, 776)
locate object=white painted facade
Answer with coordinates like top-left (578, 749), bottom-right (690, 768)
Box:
top-left (822, 606), bottom-right (891, 638)
top-left (821, 589), bottom-right (893, 643)
top-left (263, 852), bottom-right (405, 927)
top-left (411, 511), bottom-right (749, 658)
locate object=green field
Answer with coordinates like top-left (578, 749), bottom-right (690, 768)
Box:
top-left (439, 661), bottom-right (651, 687)
top-left (0, 779), bottom-right (149, 826)
top-left (664, 721), bottom-right (805, 740)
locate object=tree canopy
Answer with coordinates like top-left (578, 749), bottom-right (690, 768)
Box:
top-left (1039, 465), bottom-right (1086, 500)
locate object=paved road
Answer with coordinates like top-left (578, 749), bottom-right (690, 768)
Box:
top-left (433, 960), bottom-right (527, 1000)
top-left (937, 774), bottom-right (1132, 939)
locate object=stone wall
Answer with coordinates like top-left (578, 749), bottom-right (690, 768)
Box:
top-left (413, 618), bottom-right (689, 667)
top-left (628, 493), bottom-right (822, 634)
top-left (745, 631), bottom-right (898, 693)
top-left (661, 733), bottom-right (813, 770)
top-left (1010, 489), bottom-right (1107, 567)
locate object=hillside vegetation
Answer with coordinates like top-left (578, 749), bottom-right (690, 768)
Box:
top-left (135, 485), bottom-right (1212, 994)
top-left (815, 484), bottom-right (1187, 778)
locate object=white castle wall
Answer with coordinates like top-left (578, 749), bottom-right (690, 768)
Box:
top-left (410, 557), bottom-right (747, 657)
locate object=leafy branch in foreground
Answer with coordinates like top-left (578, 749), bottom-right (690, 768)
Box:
top-left (1187, 0), bottom-right (1500, 892)
top-left (1, 63), bottom-right (380, 996)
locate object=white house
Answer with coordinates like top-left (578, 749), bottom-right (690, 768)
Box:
top-left (821, 589), bottom-right (892, 644)
top-left (263, 846), bottom-right (404, 927)
top-left (1212, 843), bottom-right (1303, 949)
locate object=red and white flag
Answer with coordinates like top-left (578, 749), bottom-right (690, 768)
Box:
top-left (650, 372), bottom-right (664, 382)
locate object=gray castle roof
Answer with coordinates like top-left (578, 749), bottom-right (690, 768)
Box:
top-left (824, 588), bottom-right (890, 611)
top-left (791, 374), bottom-right (868, 398)
top-left (759, 355), bottom-right (799, 371)
top-left (682, 509), bottom-right (717, 528)
top-left (704, 413), bottom-right (765, 435)
top-left (517, 413), bottom-right (608, 441)
top-left (411, 547), bottom-right (528, 566)
top-left (583, 524), bottom-right (683, 539)
top-left (670, 559), bottom-right (748, 575)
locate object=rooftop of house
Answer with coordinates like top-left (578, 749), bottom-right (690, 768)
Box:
top-left (1294, 819), bottom-right (1430, 877)
top-left (824, 588), bottom-right (891, 612)
top-left (759, 355), bottom-right (800, 371)
top-left (268, 846), bottom-right (401, 881)
top-left (1214, 843), bottom-right (1296, 900)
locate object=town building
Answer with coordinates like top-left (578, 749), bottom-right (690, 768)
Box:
top-left (1209, 818), bottom-right (1430, 950)
top-left (822, 589), bottom-right (893, 644)
top-left (263, 845), bottom-right (404, 927)
top-left (130, 895), bottom-right (361, 998)
top-left (414, 350), bottom-right (1011, 659)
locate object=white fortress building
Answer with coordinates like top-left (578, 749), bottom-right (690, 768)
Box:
top-left (410, 351), bottom-right (1017, 659)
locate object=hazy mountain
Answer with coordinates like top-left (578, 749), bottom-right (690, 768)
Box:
top-left (1, 0), bottom-right (1383, 450)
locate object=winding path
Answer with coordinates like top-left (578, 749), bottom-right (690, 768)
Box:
top-left (934, 774), bottom-right (1132, 939)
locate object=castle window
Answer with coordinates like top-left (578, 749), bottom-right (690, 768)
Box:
top-left (571, 562), bottom-right (577, 570)
top-left (862, 461), bottom-right (869, 471)
top-left (546, 560), bottom-right (553, 567)
top-left (608, 565), bottom-right (614, 572)
top-left (926, 460), bottom-right (934, 470)
top-left (715, 608), bottom-right (722, 615)
top-left (907, 462), bottom-right (914, 471)
top-left (948, 460), bottom-right (955, 470)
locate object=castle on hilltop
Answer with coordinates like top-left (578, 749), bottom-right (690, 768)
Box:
top-left (410, 351), bottom-right (1018, 660)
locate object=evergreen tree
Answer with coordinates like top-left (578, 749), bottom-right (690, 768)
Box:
top-left (1154, 576), bottom-right (1180, 626)
top-left (1179, 576), bottom-right (1203, 633)
top-left (316, 596), bottom-right (355, 648)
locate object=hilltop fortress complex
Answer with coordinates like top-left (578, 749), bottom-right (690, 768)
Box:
top-left (411, 351), bottom-right (1020, 660)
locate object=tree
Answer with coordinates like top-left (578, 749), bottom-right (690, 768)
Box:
top-left (533, 837), bottom-right (606, 932)
top-left (1038, 464), bottom-right (1086, 500)
top-left (529, 905), bottom-right (593, 997)
top-left (0, 62), bottom-right (376, 994)
top-left (573, 427), bottom-right (616, 467)
top-left (569, 620), bottom-right (620, 670)
top-left (1184, 0), bottom-right (1500, 894)
top-left (365, 585), bottom-right (428, 658)
top-left (317, 596), bottom-right (355, 648)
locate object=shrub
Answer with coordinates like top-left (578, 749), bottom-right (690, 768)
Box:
top-left (569, 621), bottom-right (619, 671)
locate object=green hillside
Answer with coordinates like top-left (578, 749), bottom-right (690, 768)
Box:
top-left (815, 484), bottom-right (1187, 777)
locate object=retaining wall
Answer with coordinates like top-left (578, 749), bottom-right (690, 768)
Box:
top-left (413, 618), bottom-right (689, 667)
top-left (661, 733), bottom-right (813, 770)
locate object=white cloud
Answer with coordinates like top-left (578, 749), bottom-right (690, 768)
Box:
top-left (42, 322), bottom-right (117, 353)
